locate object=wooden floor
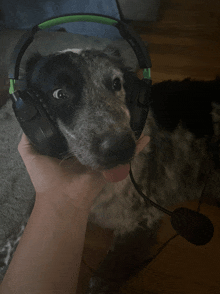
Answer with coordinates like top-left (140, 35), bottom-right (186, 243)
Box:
top-left (134, 0), bottom-right (220, 84)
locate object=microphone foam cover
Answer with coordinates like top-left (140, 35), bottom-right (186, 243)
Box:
top-left (171, 207), bottom-right (214, 246)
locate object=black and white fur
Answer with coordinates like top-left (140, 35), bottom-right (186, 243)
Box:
top-left (0, 48), bottom-right (220, 292)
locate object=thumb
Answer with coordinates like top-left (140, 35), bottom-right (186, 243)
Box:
top-left (18, 133), bottom-right (38, 159)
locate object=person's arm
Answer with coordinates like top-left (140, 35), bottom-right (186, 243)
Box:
top-left (0, 134), bottom-right (108, 294)
top-left (0, 191), bottom-right (91, 294)
top-left (0, 133), bottom-right (150, 294)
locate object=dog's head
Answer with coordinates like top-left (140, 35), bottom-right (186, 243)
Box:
top-left (25, 49), bottom-right (138, 170)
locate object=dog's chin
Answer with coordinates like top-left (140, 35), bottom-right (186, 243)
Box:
top-left (56, 135), bottom-right (148, 183)
top-left (96, 155), bottom-right (134, 171)
top-left (58, 151), bottom-right (133, 170)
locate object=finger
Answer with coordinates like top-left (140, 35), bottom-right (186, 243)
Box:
top-left (135, 135), bottom-right (150, 155)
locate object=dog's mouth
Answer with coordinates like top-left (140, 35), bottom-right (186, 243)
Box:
top-left (102, 163), bottom-right (131, 182)
top-left (100, 135), bottom-right (150, 182)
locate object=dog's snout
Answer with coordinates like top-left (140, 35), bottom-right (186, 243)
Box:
top-left (98, 133), bottom-right (136, 167)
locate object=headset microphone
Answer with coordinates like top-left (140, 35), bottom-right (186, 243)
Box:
top-left (129, 165), bottom-right (214, 246)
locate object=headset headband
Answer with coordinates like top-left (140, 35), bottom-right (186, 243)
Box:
top-left (8, 13), bottom-right (151, 94)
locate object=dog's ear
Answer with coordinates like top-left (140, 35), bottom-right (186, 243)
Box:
top-left (24, 52), bottom-right (43, 88)
top-left (103, 45), bottom-right (122, 59)
top-left (103, 45), bottom-right (135, 76)
top-left (25, 52), bottom-right (42, 75)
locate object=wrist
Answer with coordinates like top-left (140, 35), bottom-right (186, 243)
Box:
top-left (34, 173), bottom-right (106, 213)
top-left (35, 189), bottom-right (93, 218)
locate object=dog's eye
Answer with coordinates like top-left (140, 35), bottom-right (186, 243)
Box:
top-left (53, 89), bottom-right (68, 99)
top-left (112, 78), bottom-right (121, 91)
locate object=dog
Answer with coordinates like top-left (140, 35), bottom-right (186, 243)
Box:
top-left (0, 48), bottom-right (220, 293)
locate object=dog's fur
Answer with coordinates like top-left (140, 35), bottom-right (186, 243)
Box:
top-left (1, 48), bottom-right (220, 292)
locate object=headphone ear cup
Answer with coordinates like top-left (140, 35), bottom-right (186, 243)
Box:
top-left (126, 78), bottom-right (151, 139)
top-left (11, 89), bottom-right (68, 158)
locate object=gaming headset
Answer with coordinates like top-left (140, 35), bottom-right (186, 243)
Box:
top-left (8, 13), bottom-right (152, 158)
top-left (8, 14), bottom-right (214, 246)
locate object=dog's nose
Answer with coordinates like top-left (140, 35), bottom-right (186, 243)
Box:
top-left (98, 132), bottom-right (136, 166)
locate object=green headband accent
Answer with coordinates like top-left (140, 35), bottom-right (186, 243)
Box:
top-left (143, 68), bottom-right (151, 79)
top-left (38, 15), bottom-right (118, 30)
top-left (9, 79), bottom-right (15, 95)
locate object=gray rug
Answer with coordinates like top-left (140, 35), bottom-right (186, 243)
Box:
top-left (0, 99), bottom-right (35, 282)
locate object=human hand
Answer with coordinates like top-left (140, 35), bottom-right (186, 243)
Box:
top-left (18, 133), bottom-right (150, 210)
top-left (18, 133), bottom-right (107, 210)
